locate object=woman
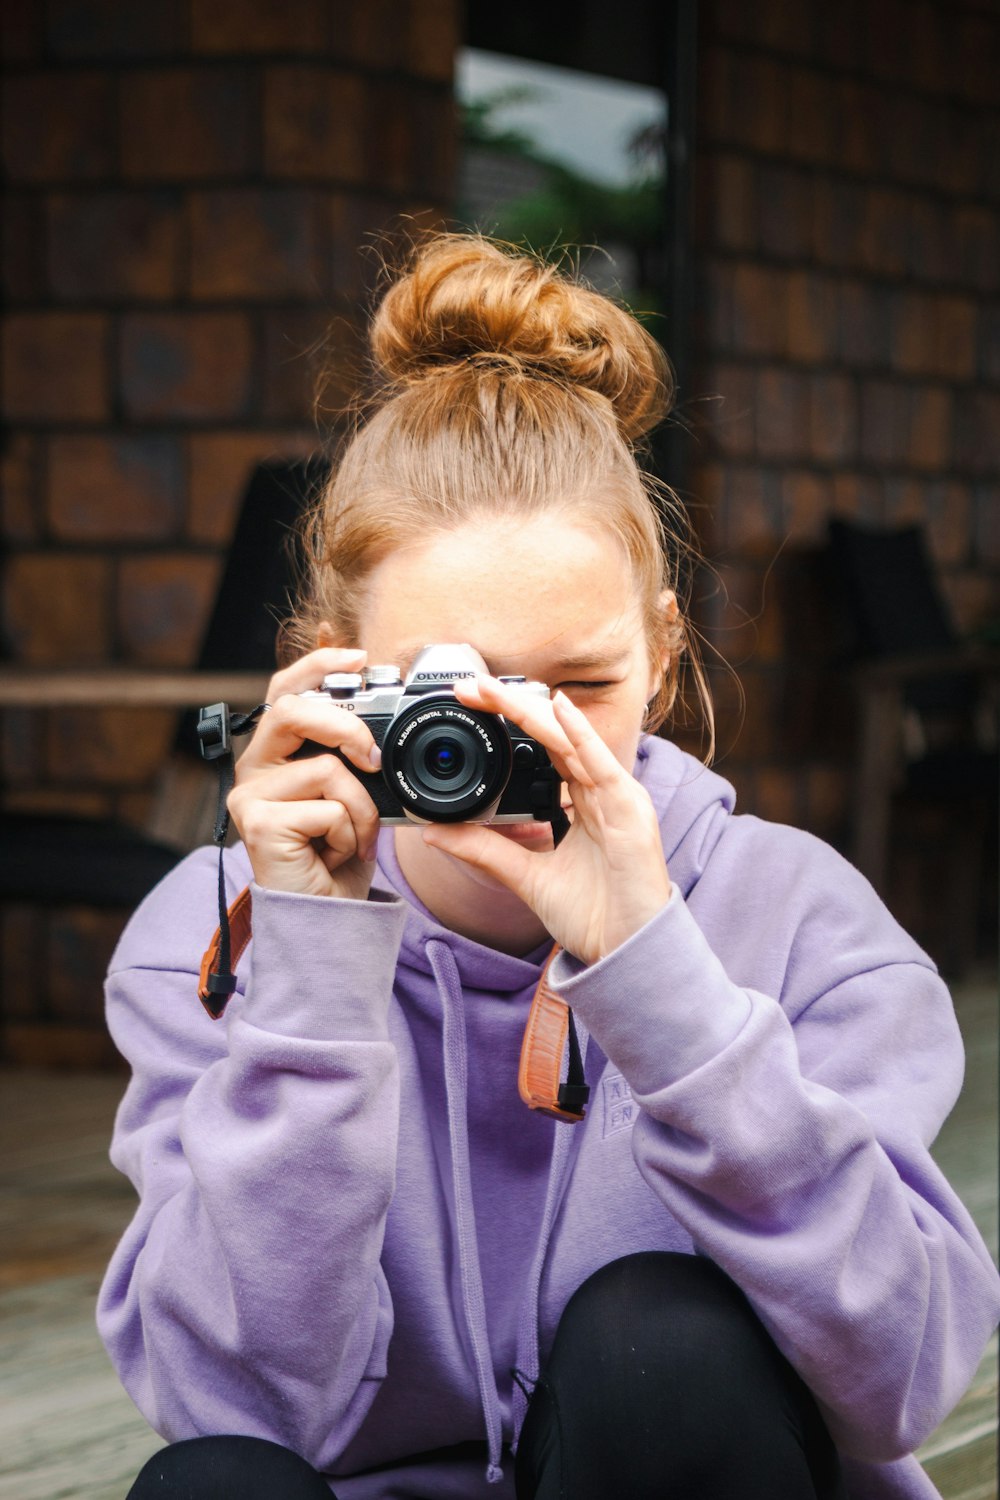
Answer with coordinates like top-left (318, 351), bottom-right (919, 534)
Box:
top-left (100, 234), bottom-right (999, 1500)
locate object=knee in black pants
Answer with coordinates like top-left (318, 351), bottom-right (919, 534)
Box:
top-left (127, 1435), bottom-right (335, 1499)
top-left (516, 1251), bottom-right (844, 1500)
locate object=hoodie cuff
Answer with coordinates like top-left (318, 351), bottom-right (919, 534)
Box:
top-left (548, 889), bottom-right (752, 1093)
top-left (237, 883), bottom-right (408, 1042)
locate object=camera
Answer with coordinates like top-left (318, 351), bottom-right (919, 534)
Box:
top-left (295, 643), bottom-right (562, 826)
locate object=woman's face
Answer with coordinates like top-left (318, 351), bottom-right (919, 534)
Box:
top-left (354, 511), bottom-right (672, 943)
top-left (359, 512), bottom-right (666, 771)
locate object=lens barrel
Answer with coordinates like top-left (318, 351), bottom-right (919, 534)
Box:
top-left (383, 697), bottom-right (511, 821)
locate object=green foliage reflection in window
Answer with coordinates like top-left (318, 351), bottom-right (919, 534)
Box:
top-left (457, 50), bottom-right (667, 323)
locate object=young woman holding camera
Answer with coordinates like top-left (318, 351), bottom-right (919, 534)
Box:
top-left (101, 234), bottom-right (999, 1500)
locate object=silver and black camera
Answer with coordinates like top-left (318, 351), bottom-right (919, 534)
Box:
top-left (295, 643), bottom-right (562, 826)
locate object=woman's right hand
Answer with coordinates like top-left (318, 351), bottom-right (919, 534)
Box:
top-left (227, 647), bottom-right (383, 901)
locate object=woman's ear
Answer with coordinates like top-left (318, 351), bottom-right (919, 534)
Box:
top-left (316, 620), bottom-right (337, 648)
top-left (648, 589), bottom-right (679, 691)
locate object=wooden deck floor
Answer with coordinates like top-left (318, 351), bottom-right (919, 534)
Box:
top-left (0, 974), bottom-right (996, 1500)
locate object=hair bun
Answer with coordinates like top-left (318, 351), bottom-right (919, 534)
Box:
top-left (369, 233), bottom-right (672, 443)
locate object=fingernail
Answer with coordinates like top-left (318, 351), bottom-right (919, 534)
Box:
top-left (369, 745), bottom-right (382, 770)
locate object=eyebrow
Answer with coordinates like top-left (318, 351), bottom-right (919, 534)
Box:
top-left (542, 648), bottom-right (631, 674)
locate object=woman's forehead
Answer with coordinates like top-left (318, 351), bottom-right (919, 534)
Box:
top-left (359, 516), bottom-right (643, 667)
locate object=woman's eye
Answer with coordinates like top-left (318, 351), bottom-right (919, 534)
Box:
top-left (557, 680), bottom-right (614, 693)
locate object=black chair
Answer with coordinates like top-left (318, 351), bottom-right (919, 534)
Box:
top-left (827, 518), bottom-right (999, 973)
top-left (0, 458), bottom-right (326, 912)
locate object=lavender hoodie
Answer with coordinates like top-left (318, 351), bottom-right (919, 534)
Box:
top-left (98, 736), bottom-right (1000, 1499)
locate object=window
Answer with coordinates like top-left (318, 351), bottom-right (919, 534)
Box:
top-left (457, 2), bottom-right (696, 487)
top-left (457, 49), bottom-right (667, 316)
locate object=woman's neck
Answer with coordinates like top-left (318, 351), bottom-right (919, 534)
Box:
top-left (393, 829), bottom-right (550, 957)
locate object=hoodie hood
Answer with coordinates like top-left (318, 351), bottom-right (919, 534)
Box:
top-left (371, 831), bottom-right (552, 991)
top-left (633, 735), bottom-right (736, 894)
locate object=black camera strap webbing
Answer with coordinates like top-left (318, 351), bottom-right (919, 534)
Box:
top-left (195, 700), bottom-right (268, 1017)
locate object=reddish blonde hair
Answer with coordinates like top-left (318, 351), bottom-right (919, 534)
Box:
top-left (287, 233), bottom-right (710, 740)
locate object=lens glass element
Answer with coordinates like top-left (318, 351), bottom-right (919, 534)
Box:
top-left (407, 722), bottom-right (482, 796)
top-left (424, 737), bottom-right (465, 781)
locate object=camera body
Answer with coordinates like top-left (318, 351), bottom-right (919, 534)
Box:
top-left (296, 643), bottom-right (562, 827)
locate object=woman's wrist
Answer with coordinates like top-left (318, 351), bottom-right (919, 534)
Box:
top-left (549, 891), bottom-right (752, 1093)
top-left (242, 880), bottom-right (407, 1042)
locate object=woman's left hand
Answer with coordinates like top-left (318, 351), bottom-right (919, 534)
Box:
top-left (421, 675), bottom-right (672, 965)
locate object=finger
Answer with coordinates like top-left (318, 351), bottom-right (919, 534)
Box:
top-left (452, 675), bottom-right (588, 785)
top-left (246, 797), bottom-right (366, 863)
top-left (421, 821), bottom-right (538, 901)
top-left (236, 749), bottom-right (371, 802)
top-left (265, 646), bottom-right (367, 702)
top-left (243, 692), bottom-right (382, 774)
top-left (550, 691), bottom-right (628, 788)
top-left (550, 694), bottom-right (657, 839)
top-left (230, 754), bottom-right (381, 854)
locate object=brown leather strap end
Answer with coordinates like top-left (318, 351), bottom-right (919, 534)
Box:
top-left (518, 948), bottom-right (587, 1123)
top-left (198, 884), bottom-right (253, 1018)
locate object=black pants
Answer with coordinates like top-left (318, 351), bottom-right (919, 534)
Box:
top-left (127, 1252), bottom-right (846, 1499)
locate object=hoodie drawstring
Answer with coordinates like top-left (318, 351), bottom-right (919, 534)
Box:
top-left (427, 938), bottom-right (505, 1485)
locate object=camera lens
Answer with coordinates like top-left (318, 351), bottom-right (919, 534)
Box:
top-left (424, 737), bottom-right (465, 780)
top-left (384, 700), bottom-right (512, 822)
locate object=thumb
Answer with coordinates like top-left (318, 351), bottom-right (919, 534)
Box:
top-left (421, 822), bottom-right (536, 900)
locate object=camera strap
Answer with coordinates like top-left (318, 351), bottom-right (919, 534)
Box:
top-left (195, 700), bottom-right (269, 1018)
top-left (516, 945), bottom-right (590, 1122)
top-left (516, 805), bottom-right (590, 1124)
top-left (193, 768), bottom-right (590, 1124)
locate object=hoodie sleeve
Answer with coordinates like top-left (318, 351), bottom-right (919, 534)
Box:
top-left (548, 822), bottom-right (1000, 1465)
top-left (97, 846), bottom-right (407, 1471)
